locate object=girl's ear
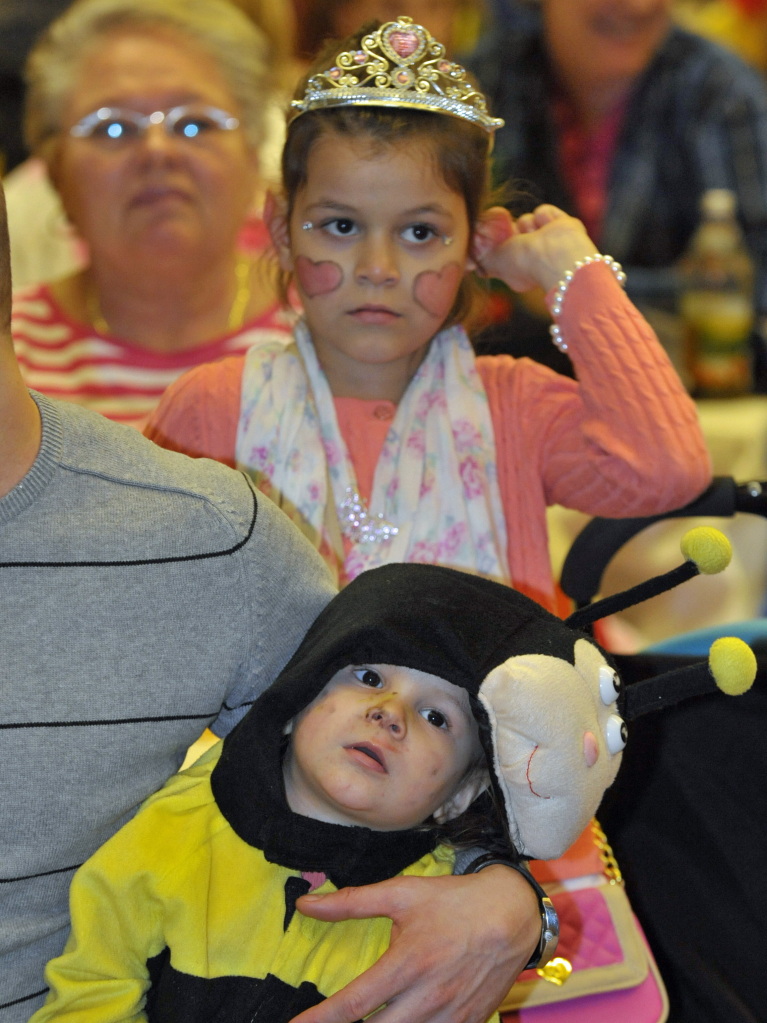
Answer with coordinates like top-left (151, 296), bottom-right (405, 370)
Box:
top-left (468, 206), bottom-right (515, 273)
top-left (265, 190), bottom-right (294, 273)
top-left (432, 766), bottom-right (489, 823)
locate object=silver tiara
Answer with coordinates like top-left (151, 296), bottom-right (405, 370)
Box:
top-left (290, 16), bottom-right (504, 134)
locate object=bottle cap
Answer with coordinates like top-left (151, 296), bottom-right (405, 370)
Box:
top-left (701, 189), bottom-right (737, 219)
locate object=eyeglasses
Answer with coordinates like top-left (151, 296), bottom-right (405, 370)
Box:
top-left (68, 104), bottom-right (240, 145)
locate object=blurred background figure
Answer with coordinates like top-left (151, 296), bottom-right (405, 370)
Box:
top-left (466, 0), bottom-right (767, 387)
top-left (293, 0), bottom-right (487, 62)
top-left (674, 0), bottom-right (767, 72)
top-left (4, 0), bottom-right (298, 291)
top-left (10, 0), bottom-right (296, 428)
top-left (0, 1), bottom-right (72, 177)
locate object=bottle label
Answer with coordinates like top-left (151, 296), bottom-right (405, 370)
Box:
top-left (680, 291), bottom-right (753, 396)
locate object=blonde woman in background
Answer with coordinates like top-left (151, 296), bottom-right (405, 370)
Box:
top-left (9, 0), bottom-right (296, 426)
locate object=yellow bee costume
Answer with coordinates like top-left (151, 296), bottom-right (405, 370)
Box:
top-left (33, 555), bottom-right (752, 1023)
top-left (32, 738), bottom-right (461, 1023)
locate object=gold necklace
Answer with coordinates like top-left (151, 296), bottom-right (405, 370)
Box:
top-left (227, 252), bottom-right (252, 331)
top-left (85, 253), bottom-right (253, 335)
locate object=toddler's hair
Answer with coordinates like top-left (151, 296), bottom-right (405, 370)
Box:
top-left (423, 705), bottom-right (509, 855)
top-left (278, 24), bottom-right (495, 328)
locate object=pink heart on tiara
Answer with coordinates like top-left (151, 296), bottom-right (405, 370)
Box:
top-left (388, 29), bottom-right (419, 58)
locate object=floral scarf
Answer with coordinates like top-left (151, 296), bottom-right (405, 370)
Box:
top-left (236, 320), bottom-right (509, 586)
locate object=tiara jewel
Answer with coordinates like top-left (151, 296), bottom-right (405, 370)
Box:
top-left (290, 16), bottom-right (504, 134)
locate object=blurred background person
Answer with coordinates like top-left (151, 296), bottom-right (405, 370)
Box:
top-left (0, 1), bottom-right (72, 177)
top-left (466, 0), bottom-right (767, 386)
top-left (293, 0), bottom-right (487, 63)
top-left (3, 0), bottom-right (299, 289)
top-left (674, 0), bottom-right (767, 72)
top-left (10, 0), bottom-right (297, 429)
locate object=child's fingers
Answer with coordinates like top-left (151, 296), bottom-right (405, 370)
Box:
top-left (471, 207), bottom-right (516, 274)
top-left (530, 203), bottom-right (568, 226)
top-left (477, 206), bottom-right (516, 245)
top-left (518, 205), bottom-right (571, 232)
top-left (514, 212), bottom-right (538, 234)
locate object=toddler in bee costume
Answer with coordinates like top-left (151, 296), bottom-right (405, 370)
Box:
top-left (31, 533), bottom-right (754, 1023)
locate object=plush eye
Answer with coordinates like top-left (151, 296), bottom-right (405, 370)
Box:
top-left (353, 667), bottom-right (383, 688)
top-left (605, 714), bottom-right (628, 754)
top-left (599, 665), bottom-right (622, 705)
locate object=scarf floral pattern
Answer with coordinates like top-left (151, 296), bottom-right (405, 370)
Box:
top-left (236, 320), bottom-right (509, 586)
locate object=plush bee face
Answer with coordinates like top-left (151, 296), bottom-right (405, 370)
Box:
top-left (478, 638), bottom-right (626, 860)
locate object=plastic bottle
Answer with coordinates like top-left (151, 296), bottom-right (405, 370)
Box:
top-left (679, 188), bottom-right (754, 397)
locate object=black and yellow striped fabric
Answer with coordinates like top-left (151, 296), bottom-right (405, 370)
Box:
top-left (35, 745), bottom-right (501, 1023)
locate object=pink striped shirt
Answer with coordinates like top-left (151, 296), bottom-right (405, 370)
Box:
top-left (12, 283), bottom-right (293, 430)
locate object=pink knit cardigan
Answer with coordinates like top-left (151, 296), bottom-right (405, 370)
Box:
top-left (145, 264), bottom-right (711, 612)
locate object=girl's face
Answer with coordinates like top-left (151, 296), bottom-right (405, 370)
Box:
top-left (283, 663), bottom-right (486, 831)
top-left (270, 132), bottom-right (477, 402)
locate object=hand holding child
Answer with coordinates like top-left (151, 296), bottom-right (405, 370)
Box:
top-left (290, 866), bottom-right (539, 1023)
top-left (476, 204), bottom-right (599, 295)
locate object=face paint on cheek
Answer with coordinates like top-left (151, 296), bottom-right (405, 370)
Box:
top-left (295, 254), bottom-right (343, 298)
top-left (413, 262), bottom-right (464, 319)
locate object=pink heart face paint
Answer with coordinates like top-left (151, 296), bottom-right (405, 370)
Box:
top-left (295, 255), bottom-right (344, 298)
top-left (413, 262), bottom-right (464, 319)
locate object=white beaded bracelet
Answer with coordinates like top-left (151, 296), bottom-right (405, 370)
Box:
top-left (549, 254), bottom-right (626, 352)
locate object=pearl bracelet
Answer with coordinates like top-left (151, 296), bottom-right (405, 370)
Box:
top-left (549, 254), bottom-right (626, 352)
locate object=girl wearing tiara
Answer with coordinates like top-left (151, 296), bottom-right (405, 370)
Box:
top-left (142, 24), bottom-right (710, 1018)
top-left (146, 15), bottom-right (710, 614)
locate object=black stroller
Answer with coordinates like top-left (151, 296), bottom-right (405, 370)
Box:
top-left (559, 477), bottom-right (767, 1023)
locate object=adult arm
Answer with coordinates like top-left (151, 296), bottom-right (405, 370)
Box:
top-left (0, 178), bottom-right (42, 495)
top-left (290, 864), bottom-right (539, 1023)
top-left (618, 37), bottom-right (767, 321)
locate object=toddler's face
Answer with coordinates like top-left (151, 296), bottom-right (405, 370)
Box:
top-left (271, 133), bottom-right (475, 402)
top-left (283, 663), bottom-right (486, 830)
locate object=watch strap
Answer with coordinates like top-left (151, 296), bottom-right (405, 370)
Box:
top-left (465, 853), bottom-right (560, 970)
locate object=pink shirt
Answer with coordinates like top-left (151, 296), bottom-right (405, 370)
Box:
top-left (12, 283), bottom-right (292, 430)
top-left (145, 264), bottom-right (711, 611)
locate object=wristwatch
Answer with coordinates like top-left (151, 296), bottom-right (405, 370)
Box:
top-left (465, 853), bottom-right (560, 970)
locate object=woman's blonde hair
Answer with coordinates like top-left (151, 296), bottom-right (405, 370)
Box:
top-left (25, 0), bottom-right (271, 159)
